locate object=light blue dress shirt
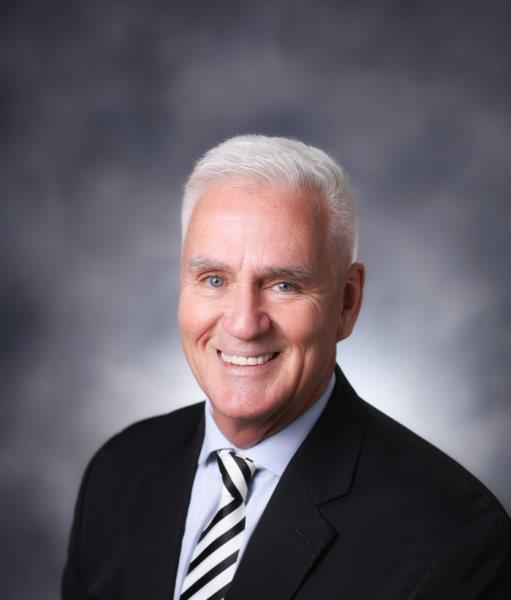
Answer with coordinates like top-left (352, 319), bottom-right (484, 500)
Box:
top-left (172, 372), bottom-right (335, 599)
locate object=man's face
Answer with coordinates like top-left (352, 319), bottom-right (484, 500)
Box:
top-left (178, 178), bottom-right (346, 444)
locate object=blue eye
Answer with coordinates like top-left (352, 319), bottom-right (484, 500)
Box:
top-left (274, 282), bottom-right (296, 292)
top-left (207, 275), bottom-right (224, 288)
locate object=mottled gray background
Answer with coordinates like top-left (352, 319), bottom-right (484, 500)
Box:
top-left (2, 1), bottom-right (510, 598)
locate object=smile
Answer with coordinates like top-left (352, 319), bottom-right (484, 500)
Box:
top-left (219, 351), bottom-right (277, 366)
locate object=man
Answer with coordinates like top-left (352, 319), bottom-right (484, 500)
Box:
top-left (62, 135), bottom-right (511, 599)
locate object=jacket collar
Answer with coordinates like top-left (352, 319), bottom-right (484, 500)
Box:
top-left (296, 364), bottom-right (366, 505)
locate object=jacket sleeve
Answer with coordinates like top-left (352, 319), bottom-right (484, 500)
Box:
top-left (410, 511), bottom-right (511, 600)
top-left (61, 455), bottom-right (97, 600)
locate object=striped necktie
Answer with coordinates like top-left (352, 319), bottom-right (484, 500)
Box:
top-left (180, 449), bottom-right (258, 600)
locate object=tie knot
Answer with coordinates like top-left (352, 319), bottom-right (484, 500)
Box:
top-left (216, 448), bottom-right (258, 502)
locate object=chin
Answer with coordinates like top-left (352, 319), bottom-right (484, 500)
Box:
top-left (209, 389), bottom-right (285, 423)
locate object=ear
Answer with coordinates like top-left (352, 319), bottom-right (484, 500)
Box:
top-left (336, 262), bottom-right (365, 342)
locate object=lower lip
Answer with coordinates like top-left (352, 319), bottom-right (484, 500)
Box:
top-left (216, 351), bottom-right (280, 372)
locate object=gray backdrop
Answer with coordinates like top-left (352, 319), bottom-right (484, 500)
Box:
top-left (2, 1), bottom-right (510, 598)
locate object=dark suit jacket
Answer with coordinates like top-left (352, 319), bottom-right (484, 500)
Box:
top-left (62, 366), bottom-right (511, 599)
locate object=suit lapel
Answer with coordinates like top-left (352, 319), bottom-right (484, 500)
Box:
top-left (225, 460), bottom-right (336, 600)
top-left (123, 407), bottom-right (205, 600)
top-left (226, 366), bottom-right (366, 600)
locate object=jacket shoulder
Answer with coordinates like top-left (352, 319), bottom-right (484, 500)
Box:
top-left (95, 401), bottom-right (205, 468)
top-left (63, 402), bottom-right (205, 595)
top-left (359, 398), bottom-right (507, 516)
top-left (72, 401), bottom-right (205, 543)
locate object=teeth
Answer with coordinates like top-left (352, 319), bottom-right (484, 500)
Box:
top-left (220, 352), bottom-right (275, 366)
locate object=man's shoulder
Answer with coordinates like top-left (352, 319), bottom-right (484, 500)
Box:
top-left (89, 401), bottom-right (205, 475)
top-left (358, 397), bottom-right (506, 516)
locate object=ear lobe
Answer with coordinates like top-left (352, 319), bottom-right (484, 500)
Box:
top-left (336, 315), bottom-right (346, 343)
top-left (336, 305), bottom-right (351, 342)
top-left (336, 262), bottom-right (365, 342)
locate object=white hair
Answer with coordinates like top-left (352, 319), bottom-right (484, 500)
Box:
top-left (181, 135), bottom-right (358, 271)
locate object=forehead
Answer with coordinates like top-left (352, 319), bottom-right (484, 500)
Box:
top-left (183, 178), bottom-right (330, 263)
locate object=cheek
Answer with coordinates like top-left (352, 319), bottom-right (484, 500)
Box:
top-left (276, 301), bottom-right (333, 344)
top-left (178, 294), bottom-right (217, 341)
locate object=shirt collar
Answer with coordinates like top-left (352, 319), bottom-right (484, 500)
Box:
top-left (198, 371), bottom-right (336, 476)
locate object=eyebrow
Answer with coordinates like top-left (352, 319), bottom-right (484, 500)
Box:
top-left (188, 257), bottom-right (227, 273)
top-left (188, 256), bottom-right (315, 283)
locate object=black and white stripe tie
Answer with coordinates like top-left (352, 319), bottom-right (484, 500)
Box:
top-left (180, 449), bottom-right (258, 600)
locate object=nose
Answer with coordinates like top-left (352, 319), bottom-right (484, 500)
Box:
top-left (221, 284), bottom-right (271, 340)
